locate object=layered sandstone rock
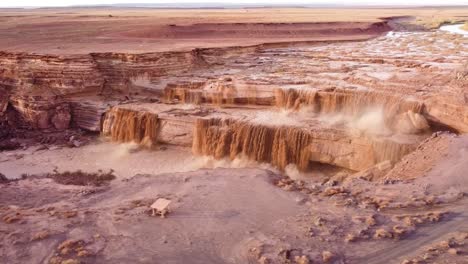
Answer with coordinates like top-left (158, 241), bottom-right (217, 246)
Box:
top-left (163, 80), bottom-right (275, 106)
top-left (0, 52), bottom-right (103, 95)
top-left (192, 118), bottom-right (418, 171)
top-left (9, 95), bottom-right (71, 130)
top-left (424, 98), bottom-right (468, 133)
top-left (0, 27), bottom-right (466, 182)
top-left (69, 101), bottom-right (114, 132)
top-left (0, 49), bottom-right (211, 129)
top-left (90, 50), bottom-right (208, 94)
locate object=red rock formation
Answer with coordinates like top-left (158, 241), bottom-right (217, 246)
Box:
top-left (0, 49), bottom-right (210, 129)
top-left (192, 118), bottom-right (418, 171)
top-left (9, 95), bottom-right (71, 130)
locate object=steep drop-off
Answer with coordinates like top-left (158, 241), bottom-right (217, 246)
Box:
top-left (102, 107), bottom-right (160, 148)
top-left (192, 118), bottom-right (418, 171)
top-left (1, 26), bottom-right (467, 178)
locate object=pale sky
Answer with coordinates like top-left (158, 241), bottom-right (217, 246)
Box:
top-left (1, 0), bottom-right (467, 8)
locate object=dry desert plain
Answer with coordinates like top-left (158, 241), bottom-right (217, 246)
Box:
top-left (0, 6), bottom-right (468, 264)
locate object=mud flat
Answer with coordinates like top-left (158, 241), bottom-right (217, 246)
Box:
top-left (1, 7), bottom-right (468, 264)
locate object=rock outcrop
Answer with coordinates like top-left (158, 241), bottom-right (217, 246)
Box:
top-left (424, 98), bottom-right (468, 133)
top-left (192, 118), bottom-right (418, 171)
top-left (1, 26), bottom-right (467, 179)
top-left (70, 101), bottom-right (114, 132)
top-left (9, 95), bottom-right (71, 130)
top-left (0, 50), bottom-right (209, 129)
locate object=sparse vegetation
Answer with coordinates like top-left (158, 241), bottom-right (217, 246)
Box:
top-left (48, 169), bottom-right (116, 186)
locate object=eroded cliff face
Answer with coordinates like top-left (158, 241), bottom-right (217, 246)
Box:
top-left (192, 118), bottom-right (417, 172)
top-left (0, 49), bottom-right (209, 129)
top-left (9, 95), bottom-right (71, 130)
top-left (91, 49), bottom-right (208, 95)
top-left (424, 97), bottom-right (468, 134)
top-left (1, 27), bottom-right (467, 178)
top-left (1, 39), bottom-right (465, 134)
top-left (0, 52), bottom-right (103, 95)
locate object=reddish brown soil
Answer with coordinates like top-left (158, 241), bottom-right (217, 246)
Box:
top-left (0, 7), bottom-right (466, 54)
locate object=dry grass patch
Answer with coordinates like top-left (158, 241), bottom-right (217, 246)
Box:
top-left (48, 170), bottom-right (116, 186)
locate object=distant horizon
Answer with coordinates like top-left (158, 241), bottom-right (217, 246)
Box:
top-left (1, 0), bottom-right (468, 8)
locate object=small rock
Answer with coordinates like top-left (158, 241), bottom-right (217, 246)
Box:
top-left (294, 255), bottom-right (310, 264)
top-left (295, 197), bottom-right (307, 205)
top-left (35, 144), bottom-right (48, 151)
top-left (60, 259), bottom-right (80, 264)
top-left (365, 215), bottom-right (377, 226)
top-left (2, 214), bottom-right (21, 224)
top-left (392, 225), bottom-right (409, 239)
top-left (31, 230), bottom-right (50, 241)
top-left (77, 250), bottom-right (90, 257)
top-left (322, 251), bottom-right (334, 263)
top-left (0, 173), bottom-right (8, 183)
top-left (62, 211), bottom-right (78, 218)
top-left (438, 240), bottom-right (451, 249)
top-left (282, 184), bottom-right (296, 191)
top-left (72, 140), bottom-right (82, 148)
top-left (258, 256), bottom-right (270, 264)
top-left (49, 146), bottom-right (61, 151)
top-left (313, 216), bottom-right (325, 227)
top-left (374, 228), bottom-right (392, 239)
top-left (422, 253), bottom-right (433, 260)
top-left (323, 180), bottom-right (338, 187)
top-left (323, 187), bottom-right (346, 196)
top-left (345, 233), bottom-right (357, 243)
top-left (447, 248), bottom-right (458, 255)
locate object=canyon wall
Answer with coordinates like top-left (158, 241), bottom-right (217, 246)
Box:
top-left (122, 22), bottom-right (391, 39)
top-left (424, 98), bottom-right (468, 134)
top-left (9, 95), bottom-right (71, 130)
top-left (0, 39), bottom-right (466, 136)
top-left (0, 49), bottom-right (210, 129)
top-left (90, 49), bottom-right (208, 95)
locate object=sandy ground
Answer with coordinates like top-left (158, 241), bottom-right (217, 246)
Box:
top-left (1, 133), bottom-right (468, 263)
top-left (1, 154), bottom-right (467, 263)
top-left (0, 137), bottom-right (336, 182)
top-left (0, 169), bottom-right (309, 263)
top-left (0, 7), bottom-right (466, 54)
top-left (0, 140), bottom-right (204, 179)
